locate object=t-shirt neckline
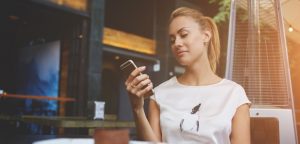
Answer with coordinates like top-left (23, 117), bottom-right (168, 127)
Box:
top-left (173, 76), bottom-right (225, 88)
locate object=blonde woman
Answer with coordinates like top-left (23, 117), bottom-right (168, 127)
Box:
top-left (125, 7), bottom-right (251, 144)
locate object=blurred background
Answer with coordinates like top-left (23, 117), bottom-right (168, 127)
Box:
top-left (0, 0), bottom-right (299, 143)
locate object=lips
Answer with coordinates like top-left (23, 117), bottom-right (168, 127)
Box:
top-left (176, 50), bottom-right (188, 57)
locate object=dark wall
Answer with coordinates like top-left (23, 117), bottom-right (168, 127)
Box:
top-left (105, 0), bottom-right (155, 39)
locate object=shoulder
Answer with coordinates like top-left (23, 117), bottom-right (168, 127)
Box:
top-left (221, 79), bottom-right (246, 92)
top-left (154, 76), bottom-right (177, 90)
top-left (218, 79), bottom-right (249, 102)
top-left (222, 79), bottom-right (251, 106)
top-left (150, 76), bottom-right (177, 102)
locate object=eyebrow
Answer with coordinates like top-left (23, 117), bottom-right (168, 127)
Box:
top-left (169, 27), bottom-right (189, 37)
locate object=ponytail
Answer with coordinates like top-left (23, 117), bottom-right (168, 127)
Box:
top-left (202, 16), bottom-right (220, 73)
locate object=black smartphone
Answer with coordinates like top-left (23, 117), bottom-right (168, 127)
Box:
top-left (120, 59), bottom-right (154, 97)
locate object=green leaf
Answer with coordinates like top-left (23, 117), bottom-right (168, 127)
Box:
top-left (209, 0), bottom-right (231, 24)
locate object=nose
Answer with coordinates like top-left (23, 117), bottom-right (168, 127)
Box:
top-left (173, 37), bottom-right (183, 47)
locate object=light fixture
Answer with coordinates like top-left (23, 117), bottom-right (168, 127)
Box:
top-left (78, 34), bottom-right (83, 39)
top-left (288, 25), bottom-right (294, 32)
top-left (114, 56), bottom-right (120, 60)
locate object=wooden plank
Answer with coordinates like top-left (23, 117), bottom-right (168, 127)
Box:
top-left (103, 27), bottom-right (156, 55)
top-left (0, 93), bottom-right (75, 102)
top-left (0, 114), bottom-right (134, 128)
top-left (20, 115), bottom-right (134, 128)
top-left (41, 0), bottom-right (88, 12)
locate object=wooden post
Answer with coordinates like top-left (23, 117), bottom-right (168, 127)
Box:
top-left (86, 0), bottom-right (105, 116)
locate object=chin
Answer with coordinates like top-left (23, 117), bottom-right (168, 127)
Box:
top-left (176, 58), bottom-right (190, 66)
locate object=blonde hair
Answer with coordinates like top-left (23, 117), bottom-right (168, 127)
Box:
top-left (169, 7), bottom-right (220, 73)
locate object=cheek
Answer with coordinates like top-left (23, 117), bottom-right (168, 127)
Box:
top-left (193, 35), bottom-right (205, 48)
top-left (193, 34), bottom-right (204, 44)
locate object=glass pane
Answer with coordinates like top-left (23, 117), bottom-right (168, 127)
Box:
top-left (229, 0), bottom-right (291, 107)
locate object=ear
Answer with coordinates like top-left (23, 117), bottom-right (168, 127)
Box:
top-left (202, 30), bottom-right (212, 43)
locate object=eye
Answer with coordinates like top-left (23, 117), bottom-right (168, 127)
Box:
top-left (180, 32), bottom-right (188, 38)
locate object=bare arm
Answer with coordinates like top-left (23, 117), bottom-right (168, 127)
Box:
top-left (148, 99), bottom-right (162, 141)
top-left (230, 104), bottom-right (251, 144)
top-left (125, 66), bottom-right (161, 142)
top-left (132, 104), bottom-right (161, 142)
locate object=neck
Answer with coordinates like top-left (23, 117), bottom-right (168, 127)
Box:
top-left (178, 56), bottom-right (221, 86)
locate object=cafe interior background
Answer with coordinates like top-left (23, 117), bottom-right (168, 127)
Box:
top-left (0, 0), bottom-right (300, 143)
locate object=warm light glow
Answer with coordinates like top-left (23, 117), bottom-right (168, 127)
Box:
top-left (49, 0), bottom-right (87, 11)
top-left (288, 25), bottom-right (294, 32)
top-left (8, 15), bottom-right (19, 21)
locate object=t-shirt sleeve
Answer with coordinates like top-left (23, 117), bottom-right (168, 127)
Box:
top-left (150, 89), bottom-right (158, 102)
top-left (149, 89), bottom-right (161, 107)
top-left (235, 85), bottom-right (251, 108)
top-left (150, 95), bottom-right (156, 101)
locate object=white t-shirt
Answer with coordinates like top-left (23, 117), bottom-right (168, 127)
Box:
top-left (150, 76), bottom-right (251, 144)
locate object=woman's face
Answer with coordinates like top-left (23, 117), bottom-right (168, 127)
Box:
top-left (169, 16), bottom-right (208, 66)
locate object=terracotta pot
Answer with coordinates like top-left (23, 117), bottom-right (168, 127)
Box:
top-left (94, 128), bottom-right (129, 144)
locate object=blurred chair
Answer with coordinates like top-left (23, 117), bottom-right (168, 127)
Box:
top-left (251, 117), bottom-right (279, 144)
top-left (250, 108), bottom-right (296, 144)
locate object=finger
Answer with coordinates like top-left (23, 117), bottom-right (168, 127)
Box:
top-left (130, 79), bottom-right (150, 97)
top-left (136, 83), bottom-right (153, 97)
top-left (130, 86), bottom-right (139, 96)
top-left (131, 74), bottom-right (149, 87)
top-left (125, 66), bottom-right (146, 85)
top-left (136, 79), bottom-right (151, 90)
top-left (126, 85), bottom-right (138, 97)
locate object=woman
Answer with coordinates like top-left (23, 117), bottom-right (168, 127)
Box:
top-left (125, 7), bottom-right (251, 144)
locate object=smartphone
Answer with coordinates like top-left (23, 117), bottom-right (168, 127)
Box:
top-left (120, 59), bottom-right (154, 97)
top-left (120, 60), bottom-right (139, 78)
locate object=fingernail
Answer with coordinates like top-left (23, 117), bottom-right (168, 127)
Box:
top-left (140, 66), bottom-right (146, 70)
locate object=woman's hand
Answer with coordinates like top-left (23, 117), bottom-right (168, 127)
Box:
top-left (125, 66), bottom-right (154, 112)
